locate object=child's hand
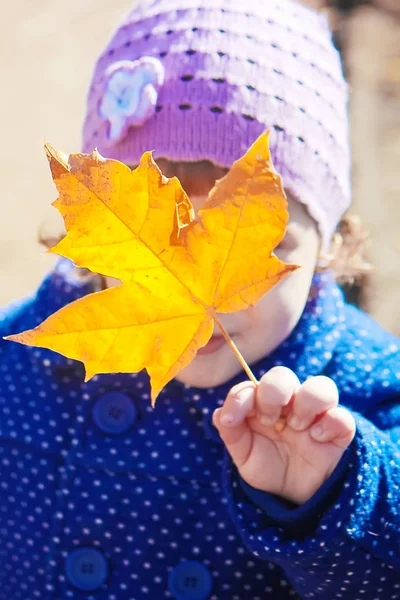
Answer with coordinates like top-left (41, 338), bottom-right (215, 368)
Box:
top-left (213, 367), bottom-right (356, 505)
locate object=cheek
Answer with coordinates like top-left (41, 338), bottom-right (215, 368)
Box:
top-left (242, 256), bottom-right (316, 335)
top-left (217, 239), bottom-right (318, 362)
top-left (272, 244), bottom-right (318, 317)
top-left (237, 288), bottom-right (291, 342)
top-left (275, 237), bottom-right (319, 272)
top-left (249, 284), bottom-right (296, 326)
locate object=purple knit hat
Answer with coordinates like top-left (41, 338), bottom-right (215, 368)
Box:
top-left (82, 0), bottom-right (351, 252)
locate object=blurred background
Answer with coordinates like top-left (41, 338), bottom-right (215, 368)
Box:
top-left (0, 0), bottom-right (399, 334)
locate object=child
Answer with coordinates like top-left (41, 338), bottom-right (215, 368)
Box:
top-left (1, 1), bottom-right (399, 599)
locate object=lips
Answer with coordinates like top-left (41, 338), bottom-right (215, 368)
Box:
top-left (196, 335), bottom-right (227, 356)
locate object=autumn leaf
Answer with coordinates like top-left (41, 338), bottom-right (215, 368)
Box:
top-left (7, 132), bottom-right (298, 403)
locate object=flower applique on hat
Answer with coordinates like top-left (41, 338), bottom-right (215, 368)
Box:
top-left (84, 1), bottom-right (351, 253)
top-left (99, 57), bottom-right (165, 145)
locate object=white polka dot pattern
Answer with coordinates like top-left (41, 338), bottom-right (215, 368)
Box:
top-left (0, 259), bottom-right (399, 599)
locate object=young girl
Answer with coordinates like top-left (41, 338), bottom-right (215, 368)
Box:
top-left (1, 1), bottom-right (399, 599)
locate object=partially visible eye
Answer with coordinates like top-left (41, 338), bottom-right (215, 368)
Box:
top-left (275, 238), bottom-right (286, 249)
top-left (276, 236), bottom-right (289, 249)
top-left (275, 230), bottom-right (298, 252)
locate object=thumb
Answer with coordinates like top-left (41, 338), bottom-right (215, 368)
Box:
top-left (213, 382), bottom-right (255, 469)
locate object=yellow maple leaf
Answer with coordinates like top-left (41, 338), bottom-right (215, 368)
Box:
top-left (7, 132), bottom-right (298, 403)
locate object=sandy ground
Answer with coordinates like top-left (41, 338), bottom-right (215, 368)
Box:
top-left (345, 7), bottom-right (400, 335)
top-left (1, 2), bottom-right (399, 334)
top-left (0, 0), bottom-right (132, 305)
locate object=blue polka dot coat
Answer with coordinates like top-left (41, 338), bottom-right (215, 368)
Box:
top-left (0, 260), bottom-right (399, 600)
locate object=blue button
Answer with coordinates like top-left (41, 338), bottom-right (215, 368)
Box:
top-left (92, 392), bottom-right (137, 434)
top-left (66, 547), bottom-right (109, 591)
top-left (169, 561), bottom-right (212, 600)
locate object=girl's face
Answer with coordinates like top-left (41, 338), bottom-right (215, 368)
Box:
top-left (175, 189), bottom-right (320, 388)
top-left (106, 162), bottom-right (321, 388)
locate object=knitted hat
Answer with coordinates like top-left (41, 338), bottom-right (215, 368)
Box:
top-left (82, 0), bottom-right (351, 252)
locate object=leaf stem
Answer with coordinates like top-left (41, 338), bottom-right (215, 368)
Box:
top-left (213, 315), bottom-right (258, 386)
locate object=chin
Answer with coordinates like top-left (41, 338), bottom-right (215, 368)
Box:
top-left (175, 353), bottom-right (240, 389)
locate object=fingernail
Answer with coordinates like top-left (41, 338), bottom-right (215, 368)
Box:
top-left (260, 415), bottom-right (277, 426)
top-left (288, 415), bottom-right (303, 430)
top-left (311, 424), bottom-right (324, 438)
top-left (221, 413), bottom-right (235, 425)
top-left (235, 386), bottom-right (254, 407)
top-left (221, 386), bottom-right (254, 426)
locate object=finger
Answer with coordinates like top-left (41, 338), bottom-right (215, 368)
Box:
top-left (256, 366), bottom-right (300, 426)
top-left (213, 408), bottom-right (253, 468)
top-left (287, 376), bottom-right (339, 432)
top-left (212, 384), bottom-right (255, 468)
top-left (218, 382), bottom-right (256, 427)
top-left (310, 406), bottom-right (356, 448)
